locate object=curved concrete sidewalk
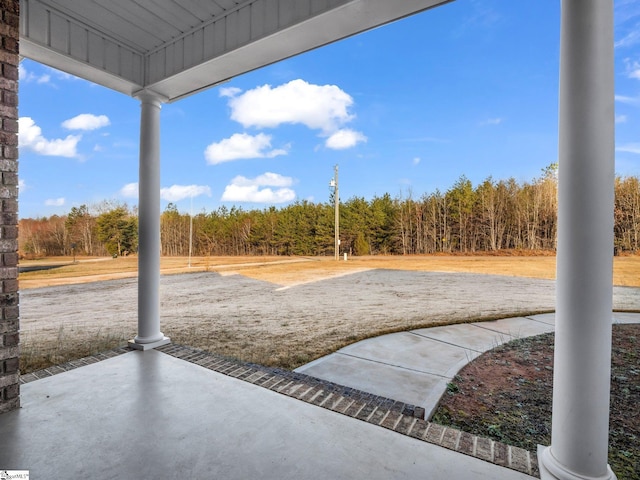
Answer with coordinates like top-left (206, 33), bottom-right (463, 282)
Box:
top-left (295, 312), bottom-right (640, 419)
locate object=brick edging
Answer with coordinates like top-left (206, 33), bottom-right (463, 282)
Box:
top-left (20, 344), bottom-right (539, 477)
top-left (18, 346), bottom-right (132, 384)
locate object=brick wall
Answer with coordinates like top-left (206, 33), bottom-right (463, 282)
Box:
top-left (0, 0), bottom-right (20, 414)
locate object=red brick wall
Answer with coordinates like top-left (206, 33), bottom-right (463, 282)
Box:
top-left (0, 0), bottom-right (20, 414)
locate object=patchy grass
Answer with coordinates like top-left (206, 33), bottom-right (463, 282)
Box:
top-left (431, 324), bottom-right (640, 479)
top-left (166, 311), bottom-right (554, 371)
top-left (20, 325), bottom-right (131, 373)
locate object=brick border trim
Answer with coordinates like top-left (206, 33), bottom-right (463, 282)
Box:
top-left (20, 344), bottom-right (539, 477)
top-left (19, 347), bottom-right (131, 384)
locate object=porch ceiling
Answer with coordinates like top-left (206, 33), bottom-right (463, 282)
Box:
top-left (20, 0), bottom-right (452, 102)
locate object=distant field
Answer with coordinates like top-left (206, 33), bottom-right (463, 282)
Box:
top-left (18, 253), bottom-right (640, 288)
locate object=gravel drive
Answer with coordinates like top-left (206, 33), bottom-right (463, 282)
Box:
top-left (20, 270), bottom-right (640, 367)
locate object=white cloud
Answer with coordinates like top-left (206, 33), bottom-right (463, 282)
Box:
top-left (623, 58), bottom-right (640, 79)
top-left (18, 64), bottom-right (51, 84)
top-left (616, 27), bottom-right (640, 48)
top-left (615, 2), bottom-right (640, 47)
top-left (232, 172), bottom-right (294, 187)
top-left (325, 129), bottom-right (367, 150)
top-left (204, 133), bottom-right (288, 164)
top-left (220, 79), bottom-right (366, 150)
top-left (226, 79), bottom-right (355, 133)
top-left (44, 65), bottom-right (81, 82)
top-left (18, 117), bottom-right (81, 158)
top-left (480, 117), bottom-right (503, 126)
top-left (616, 143), bottom-right (640, 154)
top-left (19, 63), bottom-right (81, 88)
top-left (120, 182), bottom-right (213, 202)
top-left (616, 31), bottom-right (640, 48)
top-left (18, 179), bottom-right (26, 191)
top-left (45, 198), bottom-right (65, 207)
top-left (221, 173), bottom-right (295, 203)
top-left (120, 182), bottom-right (139, 198)
top-left (161, 184), bottom-right (212, 202)
top-left (616, 115), bottom-right (628, 124)
top-left (615, 94), bottom-right (640, 106)
top-left (412, 157), bottom-right (421, 165)
top-left (220, 86), bottom-right (242, 98)
top-left (62, 114), bottom-right (110, 131)
top-left (615, 0), bottom-right (640, 25)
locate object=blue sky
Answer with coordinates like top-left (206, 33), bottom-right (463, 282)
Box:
top-left (17, 0), bottom-right (640, 218)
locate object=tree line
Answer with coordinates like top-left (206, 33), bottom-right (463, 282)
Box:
top-left (18, 169), bottom-right (640, 258)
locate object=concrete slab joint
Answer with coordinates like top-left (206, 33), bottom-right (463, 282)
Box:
top-left (0, 0), bottom-right (20, 415)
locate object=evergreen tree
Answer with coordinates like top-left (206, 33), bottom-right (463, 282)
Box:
top-left (96, 206), bottom-right (137, 256)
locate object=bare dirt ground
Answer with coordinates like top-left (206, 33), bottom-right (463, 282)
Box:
top-left (19, 255), bottom-right (640, 372)
top-left (432, 324), bottom-right (640, 479)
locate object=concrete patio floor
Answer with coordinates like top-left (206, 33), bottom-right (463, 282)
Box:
top-left (1, 347), bottom-right (535, 479)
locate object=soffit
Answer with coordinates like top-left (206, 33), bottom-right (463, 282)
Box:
top-left (20, 0), bottom-right (452, 102)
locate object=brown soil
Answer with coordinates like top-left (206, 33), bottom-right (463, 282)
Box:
top-left (432, 324), bottom-right (640, 479)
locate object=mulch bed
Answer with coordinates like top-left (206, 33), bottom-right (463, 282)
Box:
top-left (432, 324), bottom-right (640, 479)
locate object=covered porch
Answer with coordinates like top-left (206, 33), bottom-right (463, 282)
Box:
top-left (0, 0), bottom-right (622, 478)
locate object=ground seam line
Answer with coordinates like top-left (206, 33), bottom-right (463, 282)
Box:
top-left (408, 331), bottom-right (484, 353)
top-left (335, 352), bottom-right (449, 378)
top-left (523, 315), bottom-right (556, 327)
top-left (469, 323), bottom-right (516, 339)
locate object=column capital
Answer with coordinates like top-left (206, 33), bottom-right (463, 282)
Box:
top-left (134, 89), bottom-right (168, 106)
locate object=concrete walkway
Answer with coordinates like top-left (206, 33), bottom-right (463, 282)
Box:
top-left (295, 312), bottom-right (640, 419)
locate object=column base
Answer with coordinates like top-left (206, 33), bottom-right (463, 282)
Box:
top-left (128, 336), bottom-right (171, 351)
top-left (538, 446), bottom-right (617, 480)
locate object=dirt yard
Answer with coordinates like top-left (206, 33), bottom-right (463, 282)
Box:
top-left (18, 255), bottom-right (640, 372)
top-left (432, 324), bottom-right (640, 478)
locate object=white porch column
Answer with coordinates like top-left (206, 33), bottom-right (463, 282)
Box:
top-left (129, 93), bottom-right (170, 350)
top-left (539, 1), bottom-right (616, 479)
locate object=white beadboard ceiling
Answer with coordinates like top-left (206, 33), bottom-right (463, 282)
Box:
top-left (19, 0), bottom-right (451, 102)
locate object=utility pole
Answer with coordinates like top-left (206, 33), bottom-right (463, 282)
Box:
top-left (330, 164), bottom-right (339, 261)
top-left (188, 194), bottom-right (193, 268)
